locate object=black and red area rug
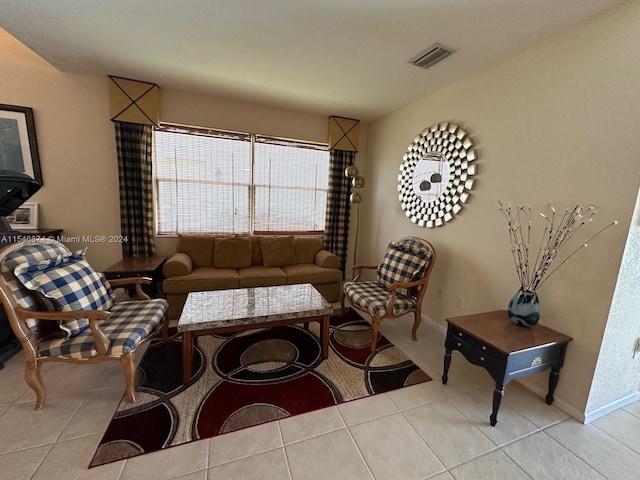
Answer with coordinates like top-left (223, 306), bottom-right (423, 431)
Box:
top-left (90, 310), bottom-right (431, 467)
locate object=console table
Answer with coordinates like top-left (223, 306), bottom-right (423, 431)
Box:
top-left (442, 310), bottom-right (572, 426)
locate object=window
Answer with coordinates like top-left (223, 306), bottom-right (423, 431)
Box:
top-left (154, 124), bottom-right (329, 236)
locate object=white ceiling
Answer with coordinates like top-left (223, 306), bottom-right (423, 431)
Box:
top-left (0, 0), bottom-right (625, 122)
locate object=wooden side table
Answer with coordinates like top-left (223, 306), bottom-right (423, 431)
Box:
top-left (103, 255), bottom-right (167, 297)
top-left (14, 228), bottom-right (63, 239)
top-left (442, 310), bottom-right (572, 426)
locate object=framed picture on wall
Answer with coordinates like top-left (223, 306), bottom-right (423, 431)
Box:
top-left (7, 203), bottom-right (38, 229)
top-left (0, 104), bottom-right (43, 184)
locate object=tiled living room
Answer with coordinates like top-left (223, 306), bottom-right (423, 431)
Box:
top-left (1, 1), bottom-right (640, 479)
top-left (1, 314), bottom-right (639, 480)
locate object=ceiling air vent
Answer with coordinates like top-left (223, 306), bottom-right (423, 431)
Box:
top-left (409, 44), bottom-right (452, 70)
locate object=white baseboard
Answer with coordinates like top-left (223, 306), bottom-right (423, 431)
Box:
top-left (514, 377), bottom-right (585, 421)
top-left (421, 313), bottom-right (447, 335)
top-left (583, 391), bottom-right (640, 424)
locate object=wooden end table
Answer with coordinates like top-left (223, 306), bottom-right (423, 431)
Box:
top-left (103, 255), bottom-right (167, 297)
top-left (442, 310), bottom-right (572, 426)
top-left (178, 283), bottom-right (333, 385)
top-left (14, 228), bottom-right (63, 239)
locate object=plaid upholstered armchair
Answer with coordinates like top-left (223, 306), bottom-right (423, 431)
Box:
top-left (0, 239), bottom-right (169, 410)
top-left (340, 237), bottom-right (436, 351)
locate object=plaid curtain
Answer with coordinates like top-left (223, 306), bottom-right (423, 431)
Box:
top-left (324, 149), bottom-right (354, 275)
top-left (115, 122), bottom-right (156, 256)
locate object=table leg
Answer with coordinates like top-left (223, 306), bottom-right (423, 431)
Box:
top-left (320, 314), bottom-right (330, 359)
top-left (546, 367), bottom-right (560, 405)
top-left (490, 384), bottom-right (504, 426)
top-left (182, 331), bottom-right (193, 385)
top-left (442, 351), bottom-right (452, 384)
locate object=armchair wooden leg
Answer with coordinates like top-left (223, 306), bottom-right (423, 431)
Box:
top-left (25, 360), bottom-right (46, 410)
top-left (340, 289), bottom-right (346, 315)
top-left (121, 353), bottom-right (137, 403)
top-left (161, 312), bottom-right (171, 341)
top-left (411, 311), bottom-right (422, 341)
top-left (371, 316), bottom-right (380, 351)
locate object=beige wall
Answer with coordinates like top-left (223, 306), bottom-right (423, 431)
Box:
top-left (0, 29), bottom-right (363, 271)
top-left (362, 0), bottom-right (640, 416)
top-left (154, 89), bottom-right (368, 258)
top-left (0, 29), bottom-right (120, 271)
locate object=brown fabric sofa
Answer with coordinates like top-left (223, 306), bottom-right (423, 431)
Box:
top-left (162, 234), bottom-right (342, 318)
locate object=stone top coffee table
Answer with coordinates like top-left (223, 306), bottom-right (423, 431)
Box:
top-left (177, 283), bottom-right (334, 384)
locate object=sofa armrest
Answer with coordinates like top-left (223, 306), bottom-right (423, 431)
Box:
top-left (315, 250), bottom-right (339, 269)
top-left (163, 253), bottom-right (193, 277)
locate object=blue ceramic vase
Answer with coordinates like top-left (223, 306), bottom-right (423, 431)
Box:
top-left (507, 288), bottom-right (540, 327)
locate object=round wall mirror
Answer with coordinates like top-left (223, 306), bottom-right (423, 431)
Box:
top-left (398, 122), bottom-right (477, 227)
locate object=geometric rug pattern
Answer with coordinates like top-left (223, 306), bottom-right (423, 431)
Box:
top-left (90, 310), bottom-right (431, 467)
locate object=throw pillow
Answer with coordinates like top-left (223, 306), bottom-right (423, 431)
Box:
top-left (260, 236), bottom-right (296, 267)
top-left (1, 241), bottom-right (75, 332)
top-left (177, 235), bottom-right (215, 268)
top-left (214, 236), bottom-right (252, 268)
top-left (294, 236), bottom-right (322, 264)
top-left (14, 252), bottom-right (115, 338)
top-left (377, 242), bottom-right (429, 296)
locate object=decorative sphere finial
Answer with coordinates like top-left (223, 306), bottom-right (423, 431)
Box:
top-left (344, 165), bottom-right (359, 178)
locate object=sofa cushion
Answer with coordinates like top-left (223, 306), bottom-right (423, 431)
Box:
top-left (177, 235), bottom-right (216, 268)
top-left (162, 267), bottom-right (239, 294)
top-left (214, 237), bottom-right (252, 268)
top-left (342, 281), bottom-right (416, 317)
top-left (39, 298), bottom-right (167, 358)
top-left (238, 266), bottom-right (287, 288)
top-left (14, 252), bottom-right (114, 338)
top-left (294, 236), bottom-right (323, 264)
top-left (283, 264), bottom-right (343, 285)
top-left (163, 253), bottom-right (193, 277)
top-left (260, 236), bottom-right (296, 267)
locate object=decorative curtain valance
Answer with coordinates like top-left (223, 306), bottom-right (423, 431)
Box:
top-left (109, 76), bottom-right (160, 126)
top-left (328, 116), bottom-right (360, 152)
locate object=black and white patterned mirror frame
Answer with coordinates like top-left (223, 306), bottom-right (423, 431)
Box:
top-left (398, 122), bottom-right (477, 228)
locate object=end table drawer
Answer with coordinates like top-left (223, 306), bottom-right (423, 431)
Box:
top-left (451, 328), bottom-right (498, 358)
top-left (506, 344), bottom-right (564, 380)
top-left (451, 334), bottom-right (501, 369)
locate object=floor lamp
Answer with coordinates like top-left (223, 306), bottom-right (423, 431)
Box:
top-left (345, 165), bottom-right (365, 265)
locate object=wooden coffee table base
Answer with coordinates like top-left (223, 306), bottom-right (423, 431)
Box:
top-left (178, 285), bottom-right (334, 385)
top-left (182, 314), bottom-right (330, 384)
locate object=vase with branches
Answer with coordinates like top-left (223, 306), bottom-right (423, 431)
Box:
top-left (498, 201), bottom-right (617, 327)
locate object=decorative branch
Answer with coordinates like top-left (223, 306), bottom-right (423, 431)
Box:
top-left (497, 201), bottom-right (616, 292)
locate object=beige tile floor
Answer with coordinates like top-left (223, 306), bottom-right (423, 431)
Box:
top-left (1, 315), bottom-right (639, 480)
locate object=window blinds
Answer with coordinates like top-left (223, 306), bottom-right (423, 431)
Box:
top-left (154, 125), bottom-right (329, 236)
top-left (154, 125), bottom-right (251, 235)
top-left (253, 135), bottom-right (329, 234)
